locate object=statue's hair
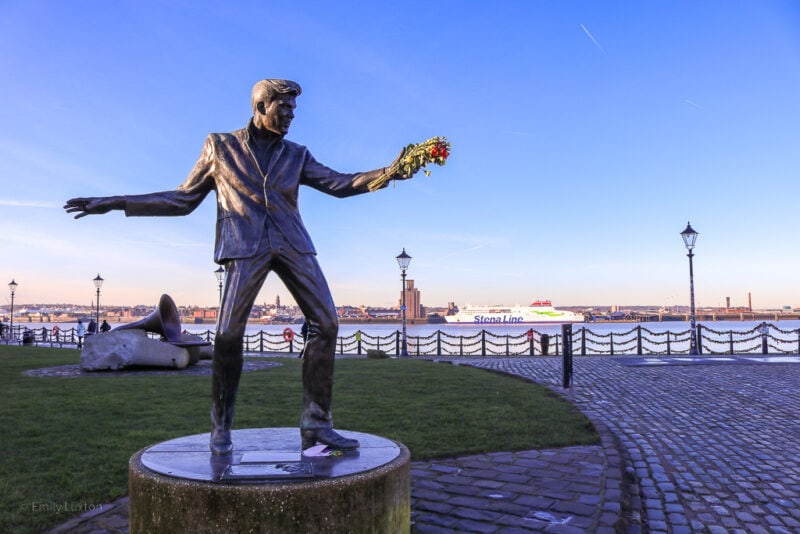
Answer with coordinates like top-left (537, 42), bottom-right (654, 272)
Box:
top-left (251, 79), bottom-right (302, 114)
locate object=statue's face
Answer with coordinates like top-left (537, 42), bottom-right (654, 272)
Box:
top-left (257, 94), bottom-right (296, 136)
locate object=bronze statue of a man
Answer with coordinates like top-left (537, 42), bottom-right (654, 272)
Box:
top-left (65, 79), bottom-right (415, 455)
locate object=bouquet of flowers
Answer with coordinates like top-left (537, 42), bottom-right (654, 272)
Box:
top-left (367, 136), bottom-right (450, 192)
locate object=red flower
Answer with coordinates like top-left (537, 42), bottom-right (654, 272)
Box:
top-left (436, 142), bottom-right (449, 160)
top-left (430, 147), bottom-right (440, 157)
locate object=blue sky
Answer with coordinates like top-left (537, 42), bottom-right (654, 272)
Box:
top-left (2, 1), bottom-right (800, 310)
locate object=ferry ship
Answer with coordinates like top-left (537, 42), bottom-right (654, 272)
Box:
top-left (444, 300), bottom-right (585, 325)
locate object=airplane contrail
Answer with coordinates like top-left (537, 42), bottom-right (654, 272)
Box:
top-left (580, 23), bottom-right (607, 55)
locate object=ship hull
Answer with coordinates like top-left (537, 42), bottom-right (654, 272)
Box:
top-left (445, 305), bottom-right (584, 325)
top-left (444, 316), bottom-right (584, 325)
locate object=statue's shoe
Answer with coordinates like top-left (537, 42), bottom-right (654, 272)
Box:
top-left (301, 428), bottom-right (359, 451)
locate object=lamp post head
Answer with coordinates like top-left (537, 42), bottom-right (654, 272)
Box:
top-left (680, 221), bottom-right (698, 251)
top-left (93, 273), bottom-right (104, 290)
top-left (215, 266), bottom-right (225, 283)
top-left (8, 279), bottom-right (17, 294)
top-left (396, 248), bottom-right (412, 272)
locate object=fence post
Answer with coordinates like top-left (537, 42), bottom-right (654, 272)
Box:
top-left (357, 331), bottom-right (362, 355)
top-left (760, 323), bottom-right (769, 354)
top-left (696, 324), bottom-right (704, 354)
top-left (340, 336), bottom-right (344, 355)
top-left (481, 330), bottom-right (486, 356)
top-left (729, 331), bottom-right (734, 355)
top-left (667, 331), bottom-right (671, 355)
top-left (580, 328), bottom-right (586, 355)
top-left (636, 326), bottom-right (642, 355)
top-left (396, 331), bottom-right (400, 356)
top-left (459, 336), bottom-right (463, 356)
top-left (561, 324), bottom-right (573, 388)
top-left (437, 331), bottom-right (442, 355)
top-left (610, 332), bottom-right (615, 356)
top-left (528, 329), bottom-right (534, 356)
top-left (506, 334), bottom-right (510, 356)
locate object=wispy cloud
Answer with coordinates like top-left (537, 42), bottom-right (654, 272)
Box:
top-left (121, 238), bottom-right (209, 248)
top-left (0, 199), bottom-right (61, 209)
top-left (434, 242), bottom-right (491, 262)
top-left (684, 99), bottom-right (704, 110)
top-left (580, 23), bottom-right (607, 56)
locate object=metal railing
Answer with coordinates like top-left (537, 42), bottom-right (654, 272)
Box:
top-left (5, 322), bottom-right (798, 357)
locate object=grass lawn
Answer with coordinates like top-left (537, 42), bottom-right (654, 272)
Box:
top-left (0, 346), bottom-right (597, 533)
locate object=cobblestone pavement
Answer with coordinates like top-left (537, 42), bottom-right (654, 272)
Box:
top-left (50, 439), bottom-right (625, 534)
top-left (465, 356), bottom-right (800, 533)
top-left (47, 355), bottom-right (800, 533)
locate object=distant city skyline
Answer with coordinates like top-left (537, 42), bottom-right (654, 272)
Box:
top-left (3, 2), bottom-right (800, 310)
top-left (0, 291), bottom-right (784, 313)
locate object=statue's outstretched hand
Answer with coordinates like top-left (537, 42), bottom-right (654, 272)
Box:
top-left (389, 147), bottom-right (412, 180)
top-left (64, 196), bottom-right (124, 219)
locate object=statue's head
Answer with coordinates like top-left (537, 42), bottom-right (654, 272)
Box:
top-left (251, 79), bottom-right (302, 137)
top-left (251, 80), bottom-right (301, 112)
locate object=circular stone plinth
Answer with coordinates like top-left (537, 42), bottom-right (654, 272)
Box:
top-left (129, 428), bottom-right (410, 533)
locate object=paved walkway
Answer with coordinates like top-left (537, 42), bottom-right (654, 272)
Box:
top-left (48, 355), bottom-right (800, 533)
top-left (465, 356), bottom-right (800, 533)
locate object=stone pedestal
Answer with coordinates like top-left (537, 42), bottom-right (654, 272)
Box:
top-left (129, 428), bottom-right (410, 533)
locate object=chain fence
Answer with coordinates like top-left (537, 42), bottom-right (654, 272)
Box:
top-left (3, 322), bottom-right (798, 357)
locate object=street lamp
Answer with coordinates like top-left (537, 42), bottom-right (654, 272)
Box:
top-left (680, 222), bottom-right (699, 355)
top-left (93, 274), bottom-right (104, 333)
top-left (8, 279), bottom-right (17, 340)
top-left (396, 249), bottom-right (412, 357)
top-left (215, 266), bottom-right (225, 304)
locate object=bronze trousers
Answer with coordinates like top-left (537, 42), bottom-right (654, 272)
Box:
top-left (212, 232), bottom-right (338, 433)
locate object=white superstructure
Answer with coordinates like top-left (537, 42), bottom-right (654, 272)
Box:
top-left (444, 300), bottom-right (584, 325)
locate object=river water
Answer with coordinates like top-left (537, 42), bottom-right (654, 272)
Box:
top-left (18, 318), bottom-right (800, 337)
top-left (15, 319), bottom-right (800, 355)
top-left (243, 319), bottom-right (800, 338)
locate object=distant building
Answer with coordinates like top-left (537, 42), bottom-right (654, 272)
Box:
top-left (400, 279), bottom-right (424, 320)
top-left (193, 309), bottom-right (218, 321)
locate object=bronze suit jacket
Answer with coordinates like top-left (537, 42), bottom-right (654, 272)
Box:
top-left (123, 122), bottom-right (383, 262)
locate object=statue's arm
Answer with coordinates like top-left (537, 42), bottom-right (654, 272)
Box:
top-left (302, 147), bottom-right (412, 197)
top-left (65, 136), bottom-right (216, 219)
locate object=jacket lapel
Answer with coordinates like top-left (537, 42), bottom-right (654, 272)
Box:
top-left (244, 128), bottom-right (285, 181)
top-left (265, 140), bottom-right (285, 178)
top-left (245, 134), bottom-right (267, 178)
